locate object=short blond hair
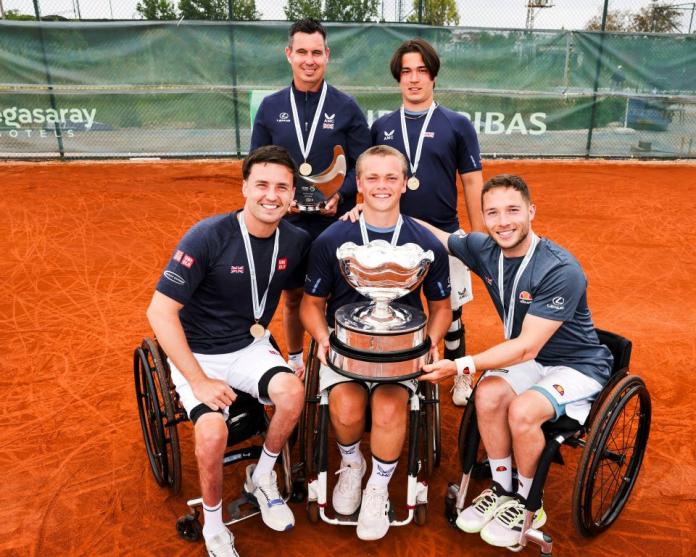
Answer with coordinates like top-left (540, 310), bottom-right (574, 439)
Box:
top-left (356, 145), bottom-right (408, 177)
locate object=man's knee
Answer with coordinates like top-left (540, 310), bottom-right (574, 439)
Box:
top-left (267, 371), bottom-right (304, 414)
top-left (370, 386), bottom-right (408, 430)
top-left (475, 377), bottom-right (514, 415)
top-left (329, 384), bottom-right (367, 428)
top-left (508, 391), bottom-right (555, 434)
top-left (194, 414), bottom-right (228, 461)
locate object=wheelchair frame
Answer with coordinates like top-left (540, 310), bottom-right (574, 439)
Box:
top-left (445, 329), bottom-right (651, 555)
top-left (133, 337), bottom-right (293, 542)
top-left (298, 339), bottom-right (440, 528)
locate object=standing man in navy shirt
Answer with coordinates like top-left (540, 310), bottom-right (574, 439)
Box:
top-left (300, 146), bottom-right (451, 541)
top-left (419, 174), bottom-right (612, 550)
top-left (147, 146), bottom-right (311, 557)
top-left (371, 38), bottom-right (484, 406)
top-left (251, 18), bottom-right (371, 240)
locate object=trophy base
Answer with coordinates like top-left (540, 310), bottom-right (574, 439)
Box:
top-left (296, 203), bottom-right (325, 213)
top-left (328, 302), bottom-right (430, 382)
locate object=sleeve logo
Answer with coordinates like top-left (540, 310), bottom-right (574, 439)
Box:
top-left (546, 296), bottom-right (565, 310)
top-left (174, 250), bottom-right (194, 269)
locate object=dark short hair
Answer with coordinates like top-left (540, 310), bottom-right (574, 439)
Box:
top-left (288, 18), bottom-right (327, 48)
top-left (242, 145), bottom-right (297, 186)
top-left (481, 174), bottom-right (532, 205)
top-left (390, 38), bottom-right (440, 82)
top-left (356, 145), bottom-right (408, 177)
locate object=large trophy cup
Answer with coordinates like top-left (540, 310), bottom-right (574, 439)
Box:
top-left (327, 240), bottom-right (434, 382)
top-left (296, 145), bottom-right (346, 212)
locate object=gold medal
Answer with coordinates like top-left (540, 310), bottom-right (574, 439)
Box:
top-left (250, 323), bottom-right (265, 339)
top-left (299, 162), bottom-right (312, 176)
top-left (407, 176), bottom-right (420, 190)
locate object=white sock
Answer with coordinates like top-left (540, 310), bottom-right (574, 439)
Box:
top-left (489, 455), bottom-right (513, 493)
top-left (202, 500), bottom-right (225, 540)
top-left (337, 440), bottom-right (362, 466)
top-left (252, 444), bottom-right (279, 485)
top-left (367, 456), bottom-right (398, 489)
top-left (517, 473), bottom-right (534, 500)
top-left (445, 318), bottom-right (461, 350)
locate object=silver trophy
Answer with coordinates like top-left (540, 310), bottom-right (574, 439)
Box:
top-left (327, 240), bottom-right (434, 382)
top-left (296, 145), bottom-right (346, 212)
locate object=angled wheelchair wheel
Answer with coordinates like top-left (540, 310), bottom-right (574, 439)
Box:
top-left (134, 337), bottom-right (182, 494)
top-left (572, 374), bottom-right (651, 537)
top-left (300, 339), bottom-right (322, 480)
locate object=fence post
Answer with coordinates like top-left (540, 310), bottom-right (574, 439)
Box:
top-left (418, 0), bottom-right (423, 23)
top-left (584, 0), bottom-right (609, 158)
top-left (228, 4), bottom-right (242, 158)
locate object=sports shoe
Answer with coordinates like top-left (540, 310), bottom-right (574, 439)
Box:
top-left (480, 497), bottom-right (547, 548)
top-left (205, 527), bottom-right (240, 557)
top-left (356, 484), bottom-right (390, 540)
top-left (332, 455), bottom-right (366, 515)
top-left (451, 374), bottom-right (473, 406)
top-left (243, 464), bottom-right (295, 532)
top-left (456, 482), bottom-right (514, 533)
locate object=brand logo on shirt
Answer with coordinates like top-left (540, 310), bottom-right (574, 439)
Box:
top-left (277, 112), bottom-right (290, 123)
top-left (553, 384), bottom-right (565, 396)
top-left (519, 291), bottom-right (533, 304)
top-left (383, 129), bottom-right (395, 141)
top-left (163, 270), bottom-right (185, 285)
top-left (546, 296), bottom-right (565, 310)
top-left (268, 349), bottom-right (280, 356)
top-left (424, 131), bottom-right (435, 139)
top-left (230, 265), bottom-right (245, 274)
top-left (277, 257), bottom-right (288, 271)
top-left (322, 113), bottom-right (335, 130)
top-left (485, 275), bottom-right (493, 285)
top-left (174, 250), bottom-right (194, 268)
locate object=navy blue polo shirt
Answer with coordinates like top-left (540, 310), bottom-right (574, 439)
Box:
top-left (305, 216), bottom-right (451, 326)
top-left (156, 211), bottom-right (311, 354)
top-left (448, 232), bottom-right (612, 384)
top-left (371, 105), bottom-right (482, 233)
top-left (251, 82), bottom-right (371, 237)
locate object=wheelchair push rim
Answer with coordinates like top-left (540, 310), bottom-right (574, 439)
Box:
top-left (133, 337), bottom-right (182, 494)
top-left (572, 374), bottom-right (651, 537)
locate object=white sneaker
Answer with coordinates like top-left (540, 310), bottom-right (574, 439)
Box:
top-left (480, 497), bottom-right (547, 548)
top-left (243, 464), bottom-right (295, 532)
top-left (205, 527), bottom-right (240, 557)
top-left (456, 482), bottom-right (514, 533)
top-left (356, 484), bottom-right (391, 541)
top-left (332, 455), bottom-right (366, 515)
top-left (451, 374), bottom-right (473, 406)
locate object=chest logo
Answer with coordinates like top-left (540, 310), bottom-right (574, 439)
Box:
top-left (424, 131), bottom-right (435, 139)
top-left (230, 265), bottom-right (245, 274)
top-left (277, 112), bottom-right (291, 123)
top-left (519, 291), bottom-right (533, 304)
top-left (277, 257), bottom-right (288, 271)
top-left (383, 129), bottom-right (395, 140)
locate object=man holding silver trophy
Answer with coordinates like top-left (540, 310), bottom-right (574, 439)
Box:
top-left (300, 145), bottom-right (451, 540)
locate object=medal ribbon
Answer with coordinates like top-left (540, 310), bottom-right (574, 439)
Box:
top-left (238, 212), bottom-right (280, 325)
top-left (497, 233), bottom-right (539, 340)
top-left (359, 213), bottom-right (403, 246)
top-left (399, 102), bottom-right (436, 178)
top-left (289, 80), bottom-right (328, 165)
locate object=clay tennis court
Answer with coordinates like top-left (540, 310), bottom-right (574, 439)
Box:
top-left (2, 158), bottom-right (695, 556)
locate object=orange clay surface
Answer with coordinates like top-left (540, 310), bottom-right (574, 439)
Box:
top-left (1, 159), bottom-right (695, 557)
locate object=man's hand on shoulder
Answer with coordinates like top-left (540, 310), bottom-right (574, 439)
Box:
top-left (339, 202), bottom-right (363, 223)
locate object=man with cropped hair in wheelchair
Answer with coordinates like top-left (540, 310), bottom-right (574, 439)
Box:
top-left (300, 145), bottom-right (452, 540)
top-left (419, 174), bottom-right (613, 549)
top-left (146, 145), bottom-right (311, 557)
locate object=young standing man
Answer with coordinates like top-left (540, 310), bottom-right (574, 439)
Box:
top-left (371, 38), bottom-right (485, 406)
top-left (420, 174), bottom-right (612, 549)
top-left (300, 145), bottom-right (451, 541)
top-left (147, 146), bottom-right (311, 557)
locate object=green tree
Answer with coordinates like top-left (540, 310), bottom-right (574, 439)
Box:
top-left (178, 0), bottom-right (258, 20)
top-left (284, 0), bottom-right (322, 21)
top-left (323, 0), bottom-right (379, 22)
top-left (631, 2), bottom-right (681, 33)
top-left (137, 0), bottom-right (178, 20)
top-left (407, 0), bottom-right (459, 26)
top-left (585, 9), bottom-right (634, 31)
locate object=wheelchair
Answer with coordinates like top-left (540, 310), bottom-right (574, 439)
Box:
top-left (445, 329), bottom-right (651, 555)
top-left (133, 337), bottom-right (294, 542)
top-left (297, 338), bottom-right (441, 528)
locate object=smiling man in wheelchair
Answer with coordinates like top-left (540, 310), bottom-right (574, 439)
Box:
top-left (146, 146), bottom-right (311, 557)
top-left (420, 174), bottom-right (613, 549)
top-left (300, 145), bottom-right (451, 540)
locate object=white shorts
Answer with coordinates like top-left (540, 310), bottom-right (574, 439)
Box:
top-left (169, 333), bottom-right (292, 419)
top-left (319, 362), bottom-right (418, 395)
top-left (449, 255), bottom-right (473, 309)
top-left (481, 360), bottom-right (604, 425)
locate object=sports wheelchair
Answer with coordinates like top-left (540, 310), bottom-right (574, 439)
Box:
top-left (445, 329), bottom-right (651, 555)
top-left (133, 337), bottom-right (294, 542)
top-left (296, 339), bottom-right (441, 527)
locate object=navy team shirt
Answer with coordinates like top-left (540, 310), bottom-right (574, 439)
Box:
top-left (448, 232), bottom-right (613, 384)
top-left (251, 82), bottom-right (370, 237)
top-left (156, 211), bottom-right (311, 354)
top-left (371, 105), bottom-right (482, 233)
top-left (305, 216), bottom-right (451, 326)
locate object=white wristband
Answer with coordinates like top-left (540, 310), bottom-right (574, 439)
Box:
top-left (455, 355), bottom-right (476, 376)
top-left (288, 352), bottom-right (304, 367)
